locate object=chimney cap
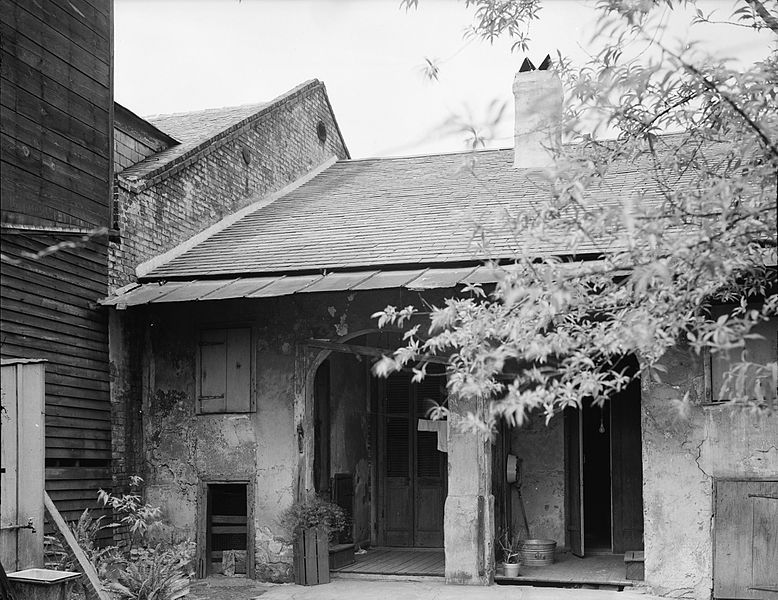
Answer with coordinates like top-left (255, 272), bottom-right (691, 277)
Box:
top-left (518, 54), bottom-right (552, 73)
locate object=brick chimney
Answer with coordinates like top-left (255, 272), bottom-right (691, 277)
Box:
top-left (513, 55), bottom-right (562, 169)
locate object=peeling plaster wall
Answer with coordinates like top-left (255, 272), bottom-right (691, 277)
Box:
top-left (642, 343), bottom-right (778, 600)
top-left (509, 411), bottom-right (566, 546)
top-left (329, 352), bottom-right (371, 545)
top-left (129, 288), bottom-right (435, 581)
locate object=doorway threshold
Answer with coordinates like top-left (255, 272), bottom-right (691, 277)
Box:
top-left (495, 552), bottom-right (633, 590)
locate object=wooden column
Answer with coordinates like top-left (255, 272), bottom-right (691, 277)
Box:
top-left (444, 393), bottom-right (494, 585)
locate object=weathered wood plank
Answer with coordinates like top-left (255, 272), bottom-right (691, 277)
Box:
top-left (46, 426), bottom-right (110, 441)
top-left (47, 383), bottom-right (110, 404)
top-left (5, 5), bottom-right (110, 84)
top-left (1, 163), bottom-right (109, 228)
top-left (5, 235), bottom-right (109, 278)
top-left (46, 404), bottom-right (111, 423)
top-left (13, 0), bottom-right (110, 57)
top-left (44, 491), bottom-right (111, 600)
top-left (46, 437), bottom-right (111, 451)
top-left (45, 467), bottom-right (112, 481)
top-left (0, 105), bottom-right (110, 184)
top-left (1, 295), bottom-right (108, 335)
top-left (1, 133), bottom-right (110, 219)
top-left (1, 260), bottom-right (107, 303)
top-left (0, 61), bottom-right (110, 148)
top-left (0, 21), bottom-right (110, 108)
top-left (0, 334), bottom-right (110, 367)
top-left (45, 372), bottom-right (110, 393)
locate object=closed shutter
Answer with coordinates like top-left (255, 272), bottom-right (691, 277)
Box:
top-left (714, 479), bottom-right (778, 599)
top-left (225, 328), bottom-right (251, 412)
top-left (199, 328), bottom-right (252, 414)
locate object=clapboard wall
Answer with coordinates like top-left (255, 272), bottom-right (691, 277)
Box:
top-left (0, 0), bottom-right (114, 527)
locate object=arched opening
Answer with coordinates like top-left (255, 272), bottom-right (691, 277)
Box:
top-left (308, 331), bottom-right (449, 563)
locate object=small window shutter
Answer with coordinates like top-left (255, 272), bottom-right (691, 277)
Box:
top-left (225, 328), bottom-right (251, 412)
top-left (200, 329), bottom-right (227, 413)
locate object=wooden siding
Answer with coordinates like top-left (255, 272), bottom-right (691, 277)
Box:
top-left (0, 0), bottom-right (112, 229)
top-left (0, 233), bottom-right (111, 526)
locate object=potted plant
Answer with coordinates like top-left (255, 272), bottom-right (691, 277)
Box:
top-left (497, 529), bottom-right (521, 577)
top-left (279, 494), bottom-right (347, 586)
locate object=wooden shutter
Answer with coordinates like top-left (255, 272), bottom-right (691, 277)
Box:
top-left (199, 329), bottom-right (227, 413)
top-left (225, 328), bottom-right (251, 412)
top-left (714, 479), bottom-right (778, 599)
top-left (199, 328), bottom-right (252, 414)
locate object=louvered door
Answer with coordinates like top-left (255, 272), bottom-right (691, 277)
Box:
top-left (383, 372), bottom-right (413, 545)
top-left (381, 370), bottom-right (446, 547)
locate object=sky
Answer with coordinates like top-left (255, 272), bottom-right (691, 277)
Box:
top-left (114, 0), bottom-right (773, 159)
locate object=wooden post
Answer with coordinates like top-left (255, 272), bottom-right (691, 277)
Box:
top-left (44, 492), bottom-right (111, 600)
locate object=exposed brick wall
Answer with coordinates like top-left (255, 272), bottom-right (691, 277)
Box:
top-left (108, 82), bottom-right (349, 543)
top-left (108, 82), bottom-right (348, 291)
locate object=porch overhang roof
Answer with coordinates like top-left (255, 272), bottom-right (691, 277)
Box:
top-left (100, 265), bottom-right (499, 309)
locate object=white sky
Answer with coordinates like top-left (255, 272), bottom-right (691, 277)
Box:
top-left (114, 0), bottom-right (773, 159)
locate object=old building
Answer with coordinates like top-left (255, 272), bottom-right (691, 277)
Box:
top-left (1, 0), bottom-right (115, 529)
top-left (104, 66), bottom-right (777, 598)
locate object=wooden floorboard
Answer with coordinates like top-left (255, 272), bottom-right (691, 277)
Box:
top-left (335, 548), bottom-right (632, 585)
top-left (334, 548), bottom-right (444, 576)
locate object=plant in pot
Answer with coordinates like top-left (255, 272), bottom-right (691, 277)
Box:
top-left (497, 529), bottom-right (521, 577)
top-left (279, 494), bottom-right (347, 586)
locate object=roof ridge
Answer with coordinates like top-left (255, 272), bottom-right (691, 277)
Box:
top-left (143, 101), bottom-right (268, 121)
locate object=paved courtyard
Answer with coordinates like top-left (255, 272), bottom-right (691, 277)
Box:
top-left (188, 577), bottom-right (665, 600)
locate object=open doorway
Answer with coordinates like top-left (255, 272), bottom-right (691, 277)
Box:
top-left (582, 399), bottom-right (612, 551)
top-left (204, 483), bottom-right (249, 576)
top-left (566, 359), bottom-right (644, 557)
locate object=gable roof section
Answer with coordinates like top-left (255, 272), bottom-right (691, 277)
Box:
top-left (117, 79), bottom-right (349, 192)
top-left (142, 148), bottom-right (654, 281)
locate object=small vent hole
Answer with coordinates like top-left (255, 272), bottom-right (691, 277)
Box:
top-left (316, 121), bottom-right (327, 143)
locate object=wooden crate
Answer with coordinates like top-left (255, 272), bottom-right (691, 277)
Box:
top-left (624, 551), bottom-right (645, 581)
top-left (293, 529), bottom-right (329, 585)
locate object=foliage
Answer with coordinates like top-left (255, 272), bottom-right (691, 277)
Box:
top-left (279, 494), bottom-right (348, 540)
top-left (44, 508), bottom-right (120, 574)
top-left (45, 477), bottom-right (194, 600)
top-left (98, 474), bottom-right (162, 549)
top-left (497, 529), bottom-right (521, 564)
top-left (106, 542), bottom-right (195, 600)
top-left (379, 0), bottom-right (778, 430)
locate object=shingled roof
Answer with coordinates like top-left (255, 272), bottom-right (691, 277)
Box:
top-left (142, 147), bottom-right (652, 281)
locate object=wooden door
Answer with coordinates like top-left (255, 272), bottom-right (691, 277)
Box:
top-left (383, 373), bottom-right (413, 546)
top-left (610, 378), bottom-right (644, 553)
top-left (714, 480), bottom-right (778, 599)
top-left (0, 360), bottom-right (45, 571)
top-left (565, 407), bottom-right (584, 557)
top-left (381, 371), bottom-right (446, 547)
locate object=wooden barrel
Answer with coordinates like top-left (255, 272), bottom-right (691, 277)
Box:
top-left (520, 539), bottom-right (556, 566)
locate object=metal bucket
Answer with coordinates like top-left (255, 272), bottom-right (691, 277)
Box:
top-left (519, 539), bottom-right (556, 566)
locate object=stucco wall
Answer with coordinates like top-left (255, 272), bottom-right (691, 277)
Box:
top-left (642, 342), bottom-right (778, 600)
top-left (509, 411), bottom-right (566, 547)
top-left (129, 288), bottom-right (431, 581)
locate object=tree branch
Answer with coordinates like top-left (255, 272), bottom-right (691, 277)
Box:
top-left (744, 0), bottom-right (778, 34)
